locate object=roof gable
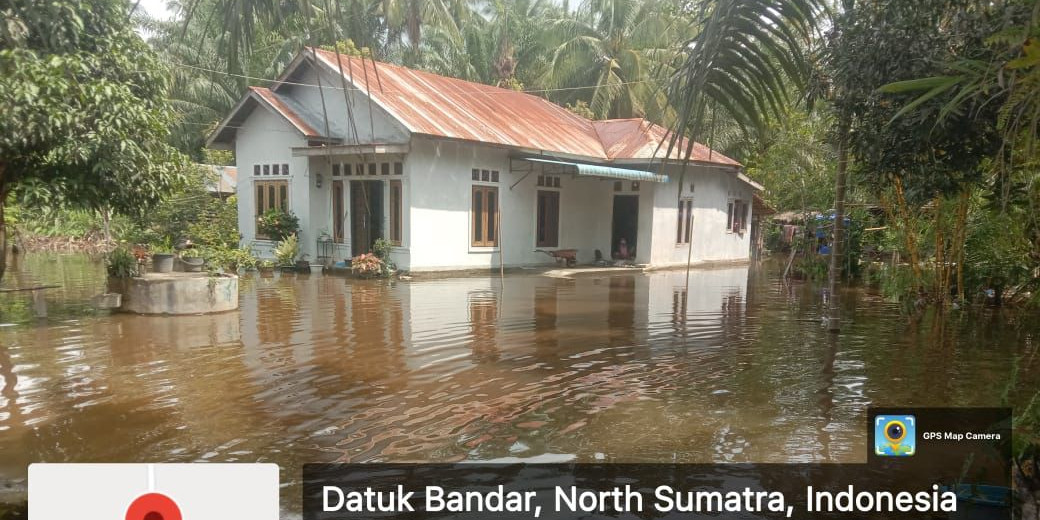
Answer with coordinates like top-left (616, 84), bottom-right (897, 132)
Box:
top-left (213, 48), bottom-right (741, 168)
top-left (207, 86), bottom-right (336, 147)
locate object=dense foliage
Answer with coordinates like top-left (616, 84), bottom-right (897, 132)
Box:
top-left (0, 0), bottom-right (188, 280)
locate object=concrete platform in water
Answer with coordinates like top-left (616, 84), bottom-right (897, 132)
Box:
top-left (108, 272), bottom-right (238, 315)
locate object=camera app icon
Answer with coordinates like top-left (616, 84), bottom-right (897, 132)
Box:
top-left (874, 415), bottom-right (916, 456)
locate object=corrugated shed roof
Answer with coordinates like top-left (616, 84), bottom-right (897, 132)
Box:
top-left (308, 48), bottom-right (739, 166)
top-left (591, 119), bottom-right (741, 165)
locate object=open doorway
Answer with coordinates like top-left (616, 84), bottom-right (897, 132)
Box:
top-left (611, 195), bottom-right (639, 260)
top-left (350, 180), bottom-right (384, 254)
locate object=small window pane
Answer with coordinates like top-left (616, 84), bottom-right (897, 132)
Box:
top-left (394, 162), bottom-right (403, 175)
top-left (268, 185), bottom-right (275, 209)
top-left (356, 163), bottom-right (364, 176)
top-left (473, 191), bottom-right (484, 242)
top-left (491, 170), bottom-right (499, 182)
top-left (554, 177), bottom-right (561, 188)
top-left (256, 184), bottom-right (264, 214)
top-left (332, 164), bottom-right (340, 176)
top-left (537, 175), bottom-right (544, 186)
top-left (263, 164), bottom-right (270, 176)
top-left (481, 169), bottom-right (489, 182)
top-left (472, 169), bottom-right (480, 181)
top-left (279, 185), bottom-right (288, 209)
top-left (254, 165), bottom-right (260, 176)
top-left (282, 163), bottom-right (289, 175)
top-left (381, 162), bottom-right (390, 175)
top-left (272, 164), bottom-right (280, 175)
top-left (368, 163), bottom-right (377, 176)
top-left (486, 191), bottom-right (497, 242)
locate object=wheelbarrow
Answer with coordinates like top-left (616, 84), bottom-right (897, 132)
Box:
top-left (535, 249), bottom-right (578, 267)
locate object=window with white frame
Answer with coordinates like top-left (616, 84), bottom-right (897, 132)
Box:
top-left (726, 199), bottom-right (748, 233)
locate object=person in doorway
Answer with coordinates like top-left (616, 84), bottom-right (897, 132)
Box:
top-left (614, 238), bottom-right (634, 261)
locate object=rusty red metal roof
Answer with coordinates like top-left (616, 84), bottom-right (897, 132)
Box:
top-left (592, 119), bottom-right (741, 165)
top-left (308, 48), bottom-right (739, 166)
top-left (249, 86), bottom-right (326, 138)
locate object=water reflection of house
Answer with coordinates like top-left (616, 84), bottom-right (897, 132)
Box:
top-left (208, 48), bottom-right (762, 271)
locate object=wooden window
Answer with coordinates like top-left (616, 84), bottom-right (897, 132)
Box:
top-left (389, 180), bottom-right (403, 245)
top-left (381, 162), bottom-right (390, 176)
top-left (727, 199), bottom-right (748, 233)
top-left (368, 163), bottom-right (377, 176)
top-left (394, 162), bottom-right (403, 175)
top-left (255, 179), bottom-right (289, 239)
top-left (472, 169), bottom-right (480, 181)
top-left (536, 190), bottom-right (560, 248)
top-left (472, 186), bottom-right (499, 247)
top-left (481, 169), bottom-right (490, 182)
top-left (332, 180), bottom-right (345, 243)
top-left (677, 199), bottom-right (694, 244)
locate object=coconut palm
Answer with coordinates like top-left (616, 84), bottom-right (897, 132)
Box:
top-left (542, 0), bottom-right (683, 120)
top-left (380, 0), bottom-right (467, 66)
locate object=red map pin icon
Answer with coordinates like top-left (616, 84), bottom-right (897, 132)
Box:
top-left (125, 492), bottom-right (182, 520)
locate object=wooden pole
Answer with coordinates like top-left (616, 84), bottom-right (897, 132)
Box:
top-left (827, 127), bottom-right (849, 333)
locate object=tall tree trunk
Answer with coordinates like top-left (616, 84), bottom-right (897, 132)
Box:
top-left (827, 128), bottom-right (849, 332)
top-left (0, 164), bottom-right (7, 283)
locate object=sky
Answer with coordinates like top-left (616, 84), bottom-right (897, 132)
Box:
top-left (136, 0), bottom-right (175, 21)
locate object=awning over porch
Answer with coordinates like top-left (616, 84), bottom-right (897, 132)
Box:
top-left (519, 157), bottom-right (669, 183)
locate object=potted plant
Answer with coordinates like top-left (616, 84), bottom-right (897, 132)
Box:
top-left (258, 259), bottom-right (276, 276)
top-left (150, 237), bottom-right (175, 274)
top-left (295, 253), bottom-right (312, 273)
top-left (257, 208), bottom-right (300, 242)
top-left (104, 247), bottom-right (137, 306)
top-left (350, 253), bottom-right (384, 278)
top-left (273, 233), bottom-right (300, 271)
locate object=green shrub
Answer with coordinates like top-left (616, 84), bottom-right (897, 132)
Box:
top-left (257, 208), bottom-right (299, 241)
top-left (106, 247), bottom-right (139, 278)
top-left (273, 233), bottom-right (299, 266)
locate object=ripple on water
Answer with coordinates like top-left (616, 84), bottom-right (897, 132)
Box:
top-left (0, 255), bottom-right (1034, 514)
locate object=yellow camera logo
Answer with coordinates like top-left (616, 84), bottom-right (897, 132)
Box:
top-left (874, 415), bottom-right (916, 457)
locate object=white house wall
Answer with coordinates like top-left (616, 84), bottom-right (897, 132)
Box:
top-left (648, 165), bottom-right (755, 267)
top-left (406, 138), bottom-right (621, 271)
top-left (285, 63), bottom-right (409, 144)
top-left (234, 106), bottom-right (312, 257)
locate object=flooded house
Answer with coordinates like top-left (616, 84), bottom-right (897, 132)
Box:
top-left (207, 48), bottom-right (761, 271)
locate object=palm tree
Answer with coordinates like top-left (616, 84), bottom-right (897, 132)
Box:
top-left (380, 0), bottom-right (467, 66)
top-left (542, 0), bottom-right (683, 120)
top-left (664, 0), bottom-right (829, 318)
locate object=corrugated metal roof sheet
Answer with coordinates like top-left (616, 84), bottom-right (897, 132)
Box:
top-left (310, 48), bottom-right (609, 158)
top-left (522, 158), bottom-right (669, 182)
top-left (591, 119), bottom-right (741, 165)
top-left (307, 48), bottom-right (739, 166)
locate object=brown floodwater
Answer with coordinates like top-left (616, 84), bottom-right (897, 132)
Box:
top-left (0, 253), bottom-right (1036, 516)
